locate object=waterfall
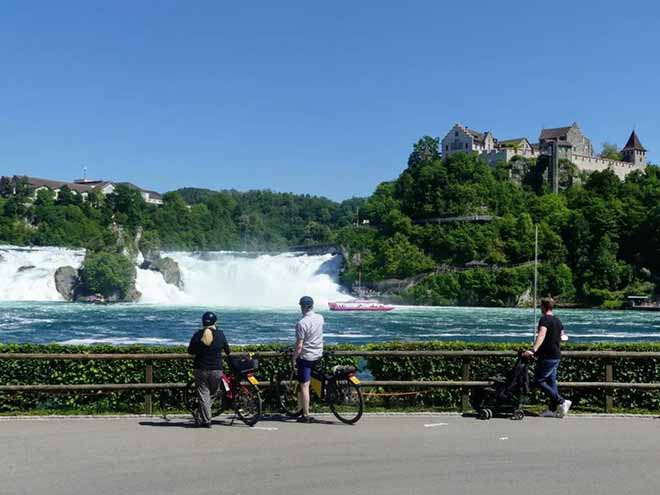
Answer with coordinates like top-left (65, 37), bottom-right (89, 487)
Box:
top-left (137, 251), bottom-right (348, 307)
top-left (0, 245), bottom-right (85, 301)
top-left (0, 245), bottom-right (349, 307)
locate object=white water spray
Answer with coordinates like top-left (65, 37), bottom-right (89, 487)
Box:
top-left (0, 245), bottom-right (85, 301)
top-left (0, 246), bottom-right (348, 307)
top-left (140, 251), bottom-right (348, 307)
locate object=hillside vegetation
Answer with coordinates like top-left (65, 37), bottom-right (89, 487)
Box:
top-left (1, 136), bottom-right (659, 307)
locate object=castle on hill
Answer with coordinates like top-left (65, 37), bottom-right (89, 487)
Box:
top-left (441, 122), bottom-right (647, 183)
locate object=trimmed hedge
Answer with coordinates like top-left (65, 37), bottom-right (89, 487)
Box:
top-left (1, 342), bottom-right (659, 414)
top-left (0, 343), bottom-right (357, 414)
top-left (361, 342), bottom-right (660, 412)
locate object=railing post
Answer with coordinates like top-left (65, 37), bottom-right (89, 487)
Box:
top-left (461, 358), bottom-right (471, 412)
top-left (605, 360), bottom-right (614, 413)
top-left (145, 362), bottom-right (153, 415)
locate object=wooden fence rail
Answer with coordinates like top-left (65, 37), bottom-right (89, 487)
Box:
top-left (1, 351), bottom-right (659, 414)
top-left (3, 350), bottom-right (660, 360)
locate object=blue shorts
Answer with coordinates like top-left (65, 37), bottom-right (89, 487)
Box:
top-left (296, 358), bottom-right (319, 383)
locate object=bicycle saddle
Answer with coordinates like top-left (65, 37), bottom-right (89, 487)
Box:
top-left (332, 365), bottom-right (357, 376)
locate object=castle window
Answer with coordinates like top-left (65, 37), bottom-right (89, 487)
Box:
top-left (455, 131), bottom-right (458, 137)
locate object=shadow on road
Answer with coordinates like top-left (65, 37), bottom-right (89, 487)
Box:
top-left (139, 413), bottom-right (342, 428)
top-left (139, 420), bottom-right (198, 428)
top-left (461, 411), bottom-right (547, 420)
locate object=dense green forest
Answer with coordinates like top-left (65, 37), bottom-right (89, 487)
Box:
top-left (335, 138), bottom-right (660, 307)
top-left (1, 136), bottom-right (659, 307)
top-left (0, 180), bottom-right (364, 251)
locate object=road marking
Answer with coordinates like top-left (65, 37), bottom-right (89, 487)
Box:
top-left (252, 426), bottom-right (279, 431)
top-left (499, 437), bottom-right (509, 440)
top-left (424, 423), bottom-right (448, 428)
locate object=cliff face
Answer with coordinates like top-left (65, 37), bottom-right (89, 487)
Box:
top-left (54, 266), bottom-right (78, 301)
top-left (140, 256), bottom-right (184, 290)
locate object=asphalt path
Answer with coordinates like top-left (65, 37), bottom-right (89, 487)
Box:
top-left (1, 414), bottom-right (659, 495)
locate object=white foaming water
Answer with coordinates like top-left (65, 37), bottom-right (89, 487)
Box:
top-left (134, 268), bottom-right (186, 304)
top-left (0, 245), bottom-right (348, 307)
top-left (156, 251), bottom-right (349, 308)
top-left (0, 245), bottom-right (85, 301)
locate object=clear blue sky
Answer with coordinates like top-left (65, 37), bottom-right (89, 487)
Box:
top-left (1, 1), bottom-right (658, 201)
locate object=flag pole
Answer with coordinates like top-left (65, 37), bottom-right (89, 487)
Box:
top-left (533, 224), bottom-right (538, 340)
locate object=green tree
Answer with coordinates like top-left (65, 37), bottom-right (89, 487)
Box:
top-left (80, 251), bottom-right (136, 299)
top-left (56, 185), bottom-right (83, 207)
top-left (303, 221), bottom-right (333, 244)
top-left (0, 176), bottom-right (13, 198)
top-left (11, 176), bottom-right (31, 201)
top-left (34, 188), bottom-right (55, 207)
top-left (539, 262), bottom-right (575, 301)
top-left (600, 142), bottom-right (622, 161)
top-left (558, 159), bottom-right (579, 190)
top-left (375, 233), bottom-right (435, 279)
top-left (107, 184), bottom-right (146, 232)
top-left (407, 136), bottom-right (440, 169)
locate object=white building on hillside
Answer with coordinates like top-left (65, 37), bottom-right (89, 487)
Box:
top-left (13, 176), bottom-right (163, 205)
top-left (441, 123), bottom-right (496, 156)
top-left (441, 123), bottom-right (539, 164)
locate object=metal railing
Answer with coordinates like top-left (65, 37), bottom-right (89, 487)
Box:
top-left (1, 350), bottom-right (659, 414)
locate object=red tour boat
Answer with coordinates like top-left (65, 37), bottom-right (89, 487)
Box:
top-left (328, 300), bottom-right (395, 312)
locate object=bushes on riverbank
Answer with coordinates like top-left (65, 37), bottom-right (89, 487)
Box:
top-left (401, 265), bottom-right (536, 306)
top-left (80, 251), bottom-right (137, 301)
top-left (1, 342), bottom-right (658, 414)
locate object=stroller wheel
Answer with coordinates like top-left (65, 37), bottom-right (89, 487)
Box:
top-left (512, 409), bottom-right (524, 421)
top-left (478, 408), bottom-right (492, 420)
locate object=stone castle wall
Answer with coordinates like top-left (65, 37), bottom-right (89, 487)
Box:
top-left (483, 148), bottom-right (539, 165)
top-left (570, 153), bottom-right (644, 179)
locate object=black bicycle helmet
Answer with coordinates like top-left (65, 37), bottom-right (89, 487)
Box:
top-left (202, 311), bottom-right (217, 327)
top-left (299, 296), bottom-right (314, 310)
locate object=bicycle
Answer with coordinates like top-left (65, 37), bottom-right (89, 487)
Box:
top-left (184, 354), bottom-right (263, 426)
top-left (276, 350), bottom-right (364, 424)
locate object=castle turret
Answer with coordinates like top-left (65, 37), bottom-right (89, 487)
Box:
top-left (621, 130), bottom-right (647, 168)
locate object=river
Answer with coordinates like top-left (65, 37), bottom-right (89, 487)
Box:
top-left (1, 244), bottom-right (659, 345)
top-left (1, 302), bottom-right (659, 345)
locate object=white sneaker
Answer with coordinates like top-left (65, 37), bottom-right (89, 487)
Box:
top-left (539, 409), bottom-right (558, 418)
top-left (558, 400), bottom-right (572, 418)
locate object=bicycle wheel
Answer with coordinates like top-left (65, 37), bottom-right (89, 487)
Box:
top-left (234, 381), bottom-right (262, 426)
top-left (277, 371), bottom-right (302, 417)
top-left (327, 378), bottom-right (363, 424)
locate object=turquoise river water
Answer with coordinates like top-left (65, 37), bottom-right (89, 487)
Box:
top-left (1, 302), bottom-right (659, 346)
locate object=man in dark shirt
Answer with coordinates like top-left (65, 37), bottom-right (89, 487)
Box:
top-left (523, 298), bottom-right (572, 417)
top-left (187, 311), bottom-right (231, 427)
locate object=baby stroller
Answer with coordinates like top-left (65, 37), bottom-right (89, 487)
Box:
top-left (470, 351), bottom-right (531, 420)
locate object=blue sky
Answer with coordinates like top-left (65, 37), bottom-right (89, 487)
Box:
top-left (1, 1), bottom-right (658, 201)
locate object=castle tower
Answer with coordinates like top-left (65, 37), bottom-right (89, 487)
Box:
top-left (621, 130), bottom-right (647, 168)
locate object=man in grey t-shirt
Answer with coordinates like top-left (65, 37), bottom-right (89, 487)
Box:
top-left (292, 295), bottom-right (324, 423)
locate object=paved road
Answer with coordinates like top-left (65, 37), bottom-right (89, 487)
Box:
top-left (1, 414), bottom-right (659, 495)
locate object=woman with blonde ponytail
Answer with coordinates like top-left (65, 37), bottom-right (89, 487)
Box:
top-left (201, 325), bottom-right (214, 346)
top-left (187, 311), bottom-right (231, 427)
